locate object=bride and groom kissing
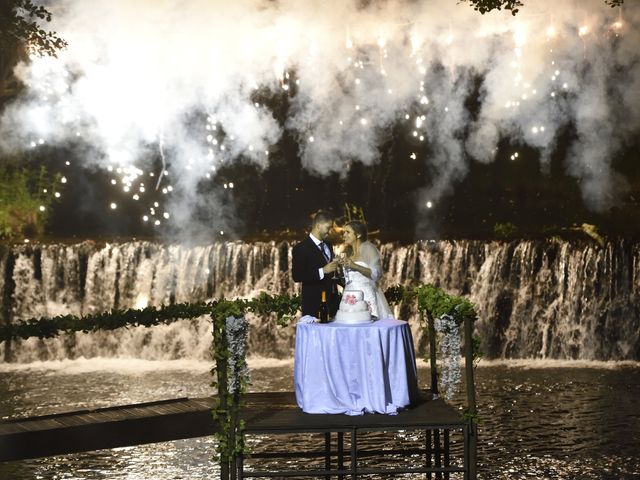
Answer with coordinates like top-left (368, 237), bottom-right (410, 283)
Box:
top-left (291, 210), bottom-right (392, 322)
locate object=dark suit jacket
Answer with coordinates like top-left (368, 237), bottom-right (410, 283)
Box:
top-left (292, 236), bottom-right (340, 317)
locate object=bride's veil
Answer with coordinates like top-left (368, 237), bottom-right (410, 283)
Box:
top-left (359, 241), bottom-right (383, 284)
top-left (360, 241), bottom-right (393, 318)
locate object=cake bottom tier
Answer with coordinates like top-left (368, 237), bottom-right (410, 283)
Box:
top-left (333, 309), bottom-right (372, 324)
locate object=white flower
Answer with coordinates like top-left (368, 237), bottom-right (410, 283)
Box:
top-left (225, 316), bottom-right (250, 394)
top-left (435, 314), bottom-right (462, 401)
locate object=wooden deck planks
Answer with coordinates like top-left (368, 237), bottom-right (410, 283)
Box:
top-left (0, 391), bottom-right (463, 462)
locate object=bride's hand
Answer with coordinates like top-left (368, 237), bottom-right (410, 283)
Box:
top-left (343, 258), bottom-right (357, 269)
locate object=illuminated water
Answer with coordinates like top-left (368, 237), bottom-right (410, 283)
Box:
top-left (1, 358), bottom-right (638, 480)
top-left (1, 240), bottom-right (639, 477)
top-left (2, 240), bottom-right (639, 362)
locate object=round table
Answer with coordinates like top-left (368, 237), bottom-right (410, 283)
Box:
top-left (294, 317), bottom-right (419, 415)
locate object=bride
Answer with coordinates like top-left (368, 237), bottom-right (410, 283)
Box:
top-left (339, 221), bottom-right (393, 320)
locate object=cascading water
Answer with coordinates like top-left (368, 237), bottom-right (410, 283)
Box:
top-left (0, 240), bottom-right (638, 362)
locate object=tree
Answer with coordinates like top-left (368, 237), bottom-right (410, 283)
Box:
top-left (0, 156), bottom-right (63, 241)
top-left (0, 1), bottom-right (67, 103)
top-left (0, 0), bottom-right (67, 57)
top-left (463, 0), bottom-right (624, 16)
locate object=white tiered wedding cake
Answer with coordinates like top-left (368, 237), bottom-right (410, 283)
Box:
top-left (333, 290), bottom-right (372, 324)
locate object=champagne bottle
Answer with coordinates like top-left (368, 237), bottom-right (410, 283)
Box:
top-left (318, 291), bottom-right (329, 323)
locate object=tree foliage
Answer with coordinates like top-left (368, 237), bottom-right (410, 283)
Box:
top-left (0, 0), bottom-right (67, 57)
top-left (0, 1), bottom-right (68, 102)
top-left (463, 0), bottom-right (623, 15)
top-left (0, 158), bottom-right (62, 241)
top-left (493, 222), bottom-right (518, 239)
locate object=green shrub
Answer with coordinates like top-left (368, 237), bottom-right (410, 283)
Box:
top-left (493, 222), bottom-right (518, 239)
top-left (0, 162), bottom-right (61, 241)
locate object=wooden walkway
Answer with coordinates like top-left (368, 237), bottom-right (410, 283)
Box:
top-left (0, 391), bottom-right (463, 463)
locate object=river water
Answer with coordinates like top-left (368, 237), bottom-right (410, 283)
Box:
top-left (1, 357), bottom-right (638, 480)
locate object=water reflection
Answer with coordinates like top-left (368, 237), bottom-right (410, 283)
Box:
top-left (471, 365), bottom-right (640, 459)
top-left (0, 359), bottom-right (638, 479)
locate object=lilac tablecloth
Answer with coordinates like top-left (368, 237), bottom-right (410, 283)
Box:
top-left (294, 317), bottom-right (420, 415)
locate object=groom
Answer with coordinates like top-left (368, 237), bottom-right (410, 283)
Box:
top-left (292, 210), bottom-right (341, 318)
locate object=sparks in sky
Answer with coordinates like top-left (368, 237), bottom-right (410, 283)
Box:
top-left (4, 0), bottom-right (635, 232)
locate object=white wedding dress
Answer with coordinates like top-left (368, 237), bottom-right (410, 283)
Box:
top-left (342, 242), bottom-right (393, 320)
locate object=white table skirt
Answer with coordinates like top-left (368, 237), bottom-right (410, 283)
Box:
top-left (294, 317), bottom-right (420, 415)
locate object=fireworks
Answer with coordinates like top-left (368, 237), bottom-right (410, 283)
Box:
top-left (15, 0), bottom-right (630, 228)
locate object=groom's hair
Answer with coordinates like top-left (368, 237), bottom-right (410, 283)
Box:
top-left (312, 210), bottom-right (333, 226)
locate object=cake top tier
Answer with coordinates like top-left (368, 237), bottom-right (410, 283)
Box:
top-left (343, 290), bottom-right (364, 303)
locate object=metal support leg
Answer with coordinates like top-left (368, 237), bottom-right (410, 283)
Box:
top-left (237, 450), bottom-right (244, 480)
top-left (338, 431), bottom-right (345, 480)
top-left (325, 432), bottom-right (331, 480)
top-left (434, 429), bottom-right (442, 480)
top-left (426, 429), bottom-right (432, 480)
top-left (463, 424), bottom-right (470, 480)
top-left (444, 429), bottom-right (450, 480)
top-left (235, 430), bottom-right (243, 480)
top-left (469, 420), bottom-right (478, 480)
top-left (351, 428), bottom-right (357, 480)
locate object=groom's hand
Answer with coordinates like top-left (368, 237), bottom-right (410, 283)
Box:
top-left (323, 260), bottom-right (339, 274)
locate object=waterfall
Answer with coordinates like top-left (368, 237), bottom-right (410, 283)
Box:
top-left (0, 240), bottom-right (638, 362)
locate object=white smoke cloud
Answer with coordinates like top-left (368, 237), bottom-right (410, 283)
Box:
top-left (463, 0), bottom-right (638, 212)
top-left (0, 0), bottom-right (637, 234)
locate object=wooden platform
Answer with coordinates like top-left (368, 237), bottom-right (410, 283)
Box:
top-left (0, 391), bottom-right (464, 463)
